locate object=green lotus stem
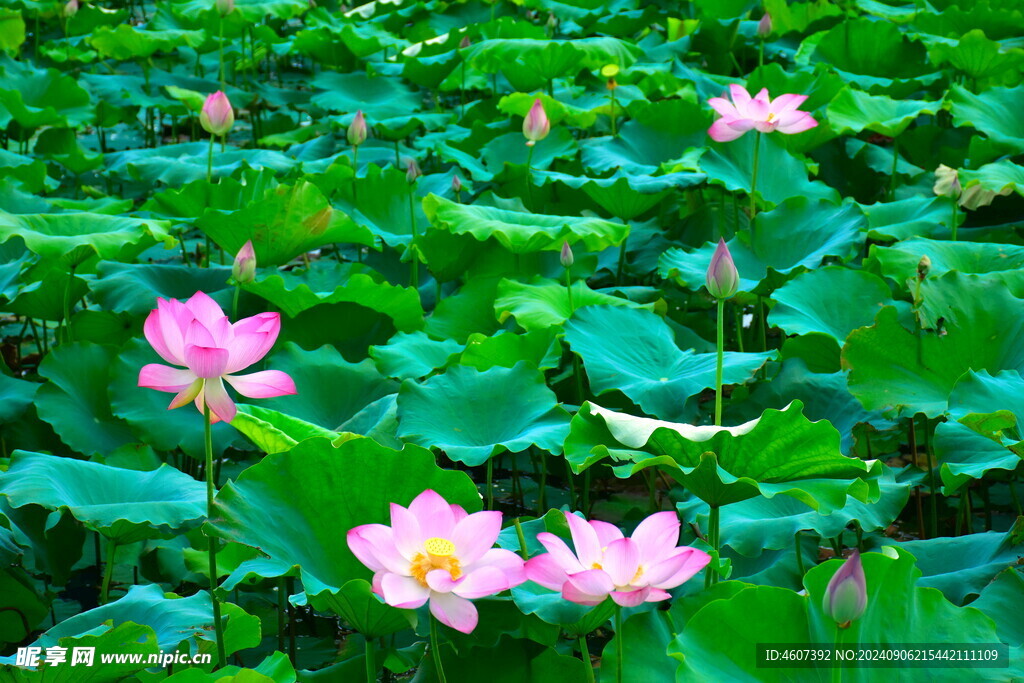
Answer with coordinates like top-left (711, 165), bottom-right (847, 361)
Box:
top-left (232, 284), bottom-right (240, 322)
top-left (832, 627), bottom-right (844, 683)
top-left (614, 603), bottom-right (624, 683)
top-left (749, 131), bottom-right (762, 221)
top-left (204, 403), bottom-right (227, 668)
top-left (565, 459), bottom-right (577, 510)
top-left (460, 62), bottom-right (466, 119)
top-left (430, 614), bottom-right (448, 683)
top-left (758, 40), bottom-right (764, 69)
top-left (609, 88), bottom-right (617, 136)
top-left (567, 268), bottom-right (585, 406)
top-left (353, 145), bottom-right (360, 205)
top-left (890, 137), bottom-right (899, 201)
top-left (704, 504), bottom-right (720, 588)
top-left (100, 539), bottom-right (116, 604)
top-left (206, 134), bottom-right (214, 184)
top-left (580, 634), bottom-right (595, 683)
top-left (486, 457), bottom-right (494, 510)
top-left (277, 577), bottom-right (285, 652)
top-left (365, 636), bottom-right (375, 683)
top-left (922, 414), bottom-right (937, 538)
top-left (218, 17), bottom-right (225, 89)
top-left (565, 267), bottom-right (574, 312)
top-left (950, 198), bottom-right (959, 242)
top-left (62, 266), bottom-right (75, 344)
top-left (525, 144), bottom-right (535, 210)
top-left (794, 531), bottom-right (805, 577)
top-left (715, 297), bottom-right (724, 426)
top-left (536, 449), bottom-right (548, 515)
top-left (408, 192), bottom-right (419, 289)
top-left (733, 303), bottom-right (745, 352)
top-left (394, 140), bottom-right (401, 167)
top-left (514, 517), bottom-right (528, 560)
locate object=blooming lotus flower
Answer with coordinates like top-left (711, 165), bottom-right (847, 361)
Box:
top-left (347, 490), bottom-right (526, 634)
top-left (757, 12), bottom-right (772, 37)
top-left (232, 240), bottom-right (256, 284)
top-left (708, 85), bottom-right (817, 142)
top-left (706, 238), bottom-right (739, 299)
top-left (200, 91), bottom-right (234, 137)
top-left (523, 99), bottom-right (550, 146)
top-left (215, 0), bottom-right (233, 16)
top-left (822, 550), bottom-right (867, 628)
top-left (525, 511), bottom-right (711, 607)
top-left (347, 110), bottom-right (367, 147)
top-left (137, 291), bottom-right (296, 424)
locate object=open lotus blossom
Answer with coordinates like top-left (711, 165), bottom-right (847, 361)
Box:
top-left (525, 511), bottom-right (711, 607)
top-left (708, 85), bottom-right (817, 142)
top-left (347, 490), bottom-right (526, 634)
top-left (137, 291), bottom-right (296, 424)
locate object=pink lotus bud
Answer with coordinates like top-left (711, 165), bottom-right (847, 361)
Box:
top-left (757, 12), bottom-right (772, 37)
top-left (933, 164), bottom-right (961, 197)
top-left (199, 91), bottom-right (234, 137)
top-left (232, 240), bottom-right (256, 284)
top-left (64, 0), bottom-right (79, 17)
top-left (822, 550), bottom-right (867, 629)
top-left (706, 239), bottom-right (738, 299)
top-left (560, 241), bottom-right (574, 268)
top-left (347, 110), bottom-right (367, 147)
top-left (406, 158), bottom-right (421, 183)
top-left (452, 175), bottom-right (462, 193)
top-left (523, 99), bottom-right (550, 147)
top-left (216, 0), bottom-right (234, 16)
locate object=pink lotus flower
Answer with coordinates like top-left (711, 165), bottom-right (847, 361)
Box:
top-left (706, 238), bottom-right (738, 299)
top-left (523, 98), bottom-right (550, 147)
top-left (757, 12), bottom-right (772, 37)
top-left (216, 0), bottom-right (234, 16)
top-left (708, 85), bottom-right (817, 142)
top-left (232, 240), bottom-right (256, 284)
top-left (137, 291), bottom-right (296, 424)
top-left (347, 110), bottom-right (367, 147)
top-left (347, 490), bottom-right (526, 634)
top-left (822, 550), bottom-right (867, 628)
top-left (525, 511), bottom-right (711, 607)
top-left (200, 91), bottom-right (234, 137)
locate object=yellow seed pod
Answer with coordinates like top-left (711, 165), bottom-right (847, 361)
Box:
top-left (600, 64), bottom-right (620, 78)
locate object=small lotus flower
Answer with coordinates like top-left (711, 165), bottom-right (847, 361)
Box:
top-left (708, 85), bottom-right (817, 142)
top-left (347, 490), bottom-right (526, 633)
top-left (452, 175), bottom-right (462, 193)
top-left (199, 91), bottom-right (234, 138)
top-left (917, 255), bottom-right (931, 281)
top-left (757, 12), bottom-right (772, 37)
top-left (523, 99), bottom-right (550, 147)
top-left (232, 240), bottom-right (256, 284)
top-left (525, 511), bottom-right (711, 607)
top-left (216, 0), bottom-right (234, 16)
top-left (706, 239), bottom-right (739, 299)
top-left (64, 0), bottom-right (79, 17)
top-left (347, 110), bottom-right (367, 147)
top-left (560, 241), bottom-right (574, 268)
top-left (137, 291), bottom-right (296, 423)
top-left (933, 164), bottom-right (961, 198)
top-left (405, 158), bottom-right (421, 183)
top-left (822, 550), bottom-right (867, 629)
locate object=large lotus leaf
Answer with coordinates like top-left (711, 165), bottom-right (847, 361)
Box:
top-left (949, 84), bottom-right (1024, 152)
top-left (208, 436), bottom-right (480, 616)
top-left (972, 568), bottom-right (1024, 648)
top-left (0, 211), bottom-right (174, 268)
top-left (811, 18), bottom-right (931, 80)
top-left (457, 329), bottom-right (562, 372)
top-left (933, 418), bottom-right (1022, 495)
top-left (535, 169), bottom-right (704, 220)
top-left (35, 342), bottom-right (135, 456)
top-left (105, 143), bottom-right (297, 185)
top-left (959, 159), bottom-right (1024, 197)
top-left (948, 369), bottom-right (1024, 425)
top-left (494, 276), bottom-right (655, 332)
top-left (563, 305), bottom-right (773, 421)
top-left (567, 401), bottom-right (879, 511)
top-left (316, 163), bottom-right (427, 249)
top-left (497, 92), bottom-right (600, 129)
top-left (0, 452), bottom-right (206, 544)
top-left (87, 25), bottom-right (206, 60)
top-left (861, 195), bottom-right (957, 241)
top-left (827, 88), bottom-right (942, 138)
top-left (0, 500), bottom-right (85, 587)
top-left (0, 372), bottom-right (39, 424)
top-left (431, 634), bottom-right (587, 682)
top-left (699, 131), bottom-right (841, 208)
top-left (673, 548), bottom-right (1016, 682)
top-left (329, 579), bottom-right (413, 639)
top-left (0, 621), bottom-right (160, 678)
top-left (465, 37), bottom-right (641, 88)
top-left (196, 179), bottom-right (370, 267)
top-left (310, 71), bottom-right (420, 118)
top-left (90, 263), bottom-right (233, 316)
top-left (396, 362), bottom-right (570, 466)
top-left (369, 331), bottom-right (464, 380)
top-left (868, 237), bottom-right (1024, 292)
top-left (243, 261), bottom-right (423, 332)
top-left (0, 60), bottom-right (93, 128)
top-left (231, 404), bottom-right (338, 456)
top-left (929, 29), bottom-right (1024, 80)
top-left (422, 194), bottom-right (628, 254)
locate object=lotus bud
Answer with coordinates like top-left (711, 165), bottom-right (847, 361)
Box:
top-left (232, 240), bottom-right (256, 284)
top-left (933, 164), bottom-right (961, 198)
top-left (459, 36), bottom-right (471, 49)
top-left (347, 110), bottom-right (367, 147)
top-left (64, 0), bottom-right (79, 17)
top-left (560, 241), bottom-right (574, 268)
top-left (523, 98), bottom-right (550, 147)
top-left (405, 158), bottom-right (421, 183)
top-left (822, 550), bottom-right (867, 629)
top-left (706, 238), bottom-right (738, 299)
top-left (917, 255), bottom-right (931, 281)
top-left (199, 91), bottom-right (234, 137)
top-left (452, 175), bottom-right (462, 193)
top-left (216, 0), bottom-right (233, 16)
top-left (757, 12), bottom-right (772, 38)
top-left (547, 12), bottom-right (557, 29)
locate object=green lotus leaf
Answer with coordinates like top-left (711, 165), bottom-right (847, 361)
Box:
top-left (827, 88), bottom-right (942, 138)
top-left (480, 127), bottom-right (579, 173)
top-left (457, 329), bottom-right (562, 372)
top-left (0, 452), bottom-right (206, 544)
top-left (534, 169), bottom-right (703, 221)
top-left (310, 71), bottom-right (420, 118)
top-left (0, 372), bottom-right (39, 424)
top-left (0, 621), bottom-right (159, 676)
top-left (0, 59), bottom-right (93, 129)
top-left (811, 18), bottom-right (931, 81)
top-left (860, 195), bottom-right (957, 241)
top-left (88, 25), bottom-right (206, 60)
top-left (563, 305), bottom-right (773, 420)
top-left (933, 418), bottom-right (1022, 495)
top-left (971, 568), bottom-right (1024, 648)
top-left (465, 37), bottom-right (641, 89)
top-left (370, 331), bottom-right (464, 380)
top-left (959, 159), bottom-right (1024, 197)
top-left (497, 92), bottom-right (599, 129)
top-left (105, 143), bottom-right (297, 185)
top-left (316, 163), bottom-right (423, 248)
top-left (422, 194), bottom-right (628, 254)
top-left (929, 29), bottom-right (1024, 81)
top-left (495, 276), bottom-right (654, 332)
top-left (91, 263), bottom-right (233, 316)
top-left (208, 436), bottom-right (480, 616)
top-left (231, 404), bottom-right (338, 455)
top-left (330, 579), bottom-right (414, 639)
top-left (948, 369), bottom-right (1024, 425)
top-left (949, 84), bottom-right (1024, 152)
top-left (868, 237), bottom-right (1024, 293)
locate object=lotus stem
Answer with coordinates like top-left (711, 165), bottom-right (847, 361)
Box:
top-left (525, 144), bottom-right (535, 211)
top-left (100, 539), bottom-right (116, 604)
top-left (704, 504), bottom-right (720, 587)
top-left (514, 517), bottom-right (528, 560)
top-left (62, 266), bottom-right (75, 344)
top-left (749, 131), bottom-right (762, 221)
top-left (430, 614), bottom-right (448, 683)
top-left (486, 457), bottom-right (494, 510)
top-left (950, 199), bottom-right (958, 242)
top-left (232, 284), bottom-right (240, 321)
top-left (922, 414), bottom-right (937, 538)
top-left (204, 403), bottom-right (227, 668)
top-left (832, 627), bottom-right (844, 683)
top-left (408, 191), bottom-right (419, 289)
top-left (794, 531), bottom-right (805, 578)
top-left (614, 603), bottom-right (624, 683)
top-left (609, 88), bottom-right (617, 136)
top-left (715, 297), bottom-right (725, 426)
top-left (580, 634), bottom-right (595, 683)
top-left (365, 636), bottom-right (375, 683)
top-left (582, 468), bottom-right (590, 516)
top-left (218, 17), bottom-right (225, 89)
top-left (206, 135), bottom-right (214, 184)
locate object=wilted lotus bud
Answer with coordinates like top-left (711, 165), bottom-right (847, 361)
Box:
top-left (933, 164), bottom-right (961, 198)
top-left (705, 238), bottom-right (738, 299)
top-left (452, 175), bottom-right (462, 193)
top-left (233, 240), bottom-right (256, 284)
top-left (523, 99), bottom-right (550, 147)
top-left (917, 255), bottom-right (931, 281)
top-left (757, 12), bottom-right (772, 37)
top-left (822, 550), bottom-right (867, 629)
top-left (199, 91), bottom-right (234, 137)
top-left (406, 158), bottom-right (421, 183)
top-left (347, 110), bottom-right (367, 147)
top-left (216, 0), bottom-right (233, 16)
top-left (560, 241), bottom-right (574, 268)
top-left (459, 36), bottom-right (471, 49)
top-left (64, 0), bottom-right (79, 17)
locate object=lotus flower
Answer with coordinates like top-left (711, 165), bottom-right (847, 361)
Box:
top-left (216, 0), bottom-right (233, 16)
top-left (560, 241), bottom-right (574, 268)
top-left (757, 12), bottom-right (772, 37)
top-left (451, 175), bottom-right (462, 193)
top-left (232, 240), bottom-right (256, 284)
top-left (347, 110), bottom-right (367, 147)
top-left (63, 0), bottom-right (78, 17)
top-left (708, 85), bottom-right (817, 142)
top-left (525, 511), bottom-right (711, 607)
top-left (822, 550), bottom-right (867, 628)
top-left (137, 291), bottom-right (296, 424)
top-left (523, 99), bottom-right (550, 146)
top-left (706, 238), bottom-right (739, 299)
top-left (200, 91), bottom-right (234, 137)
top-left (347, 490), bottom-right (526, 633)
top-left (405, 158), bottom-right (421, 183)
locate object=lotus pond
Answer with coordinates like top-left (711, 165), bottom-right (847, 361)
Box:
top-left (0, 0), bottom-right (1022, 680)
